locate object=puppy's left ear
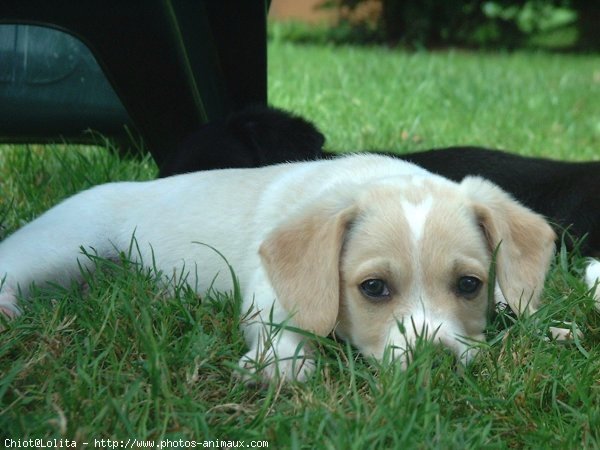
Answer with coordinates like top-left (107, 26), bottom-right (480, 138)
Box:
top-left (259, 199), bottom-right (357, 336)
top-left (461, 177), bottom-right (556, 316)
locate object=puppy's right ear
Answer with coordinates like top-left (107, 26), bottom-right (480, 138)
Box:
top-left (460, 177), bottom-right (556, 316)
top-left (259, 199), bottom-right (357, 336)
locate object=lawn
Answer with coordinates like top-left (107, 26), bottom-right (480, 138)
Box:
top-left (0, 40), bottom-right (599, 448)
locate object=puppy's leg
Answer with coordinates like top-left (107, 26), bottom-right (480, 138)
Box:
top-left (546, 260), bottom-right (600, 341)
top-left (237, 273), bottom-right (315, 383)
top-left (585, 259), bottom-right (600, 306)
top-left (494, 276), bottom-right (582, 341)
top-left (0, 185), bottom-right (121, 316)
top-left (239, 319), bottom-right (315, 384)
top-left (0, 286), bottom-right (20, 318)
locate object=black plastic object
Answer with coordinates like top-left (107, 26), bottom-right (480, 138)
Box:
top-left (0, 0), bottom-right (268, 166)
top-left (0, 25), bottom-right (132, 141)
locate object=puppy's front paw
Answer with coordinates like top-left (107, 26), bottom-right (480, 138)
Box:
top-left (549, 324), bottom-right (583, 341)
top-left (236, 347), bottom-right (315, 385)
top-left (0, 292), bottom-right (20, 319)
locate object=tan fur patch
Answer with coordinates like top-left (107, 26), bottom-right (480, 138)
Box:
top-left (460, 177), bottom-right (556, 315)
top-left (259, 201), bottom-right (357, 336)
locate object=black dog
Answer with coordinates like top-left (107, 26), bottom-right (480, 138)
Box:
top-left (160, 106), bottom-right (599, 260)
top-left (158, 105), bottom-right (324, 177)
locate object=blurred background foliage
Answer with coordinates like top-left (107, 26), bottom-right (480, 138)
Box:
top-left (269, 0), bottom-right (598, 51)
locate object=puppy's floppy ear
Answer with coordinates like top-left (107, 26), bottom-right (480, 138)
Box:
top-left (259, 198), bottom-right (357, 336)
top-left (460, 177), bottom-right (556, 316)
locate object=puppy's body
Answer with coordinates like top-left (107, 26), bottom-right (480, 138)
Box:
top-left (0, 155), bottom-right (556, 381)
top-left (1, 157), bottom-right (366, 302)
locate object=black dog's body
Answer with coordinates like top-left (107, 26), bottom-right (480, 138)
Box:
top-left (160, 106), bottom-right (599, 257)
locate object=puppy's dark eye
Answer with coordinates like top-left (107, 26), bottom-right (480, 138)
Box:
top-left (457, 276), bottom-right (482, 299)
top-left (360, 279), bottom-right (391, 300)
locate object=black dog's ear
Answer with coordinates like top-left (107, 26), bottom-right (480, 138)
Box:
top-left (228, 105), bottom-right (326, 164)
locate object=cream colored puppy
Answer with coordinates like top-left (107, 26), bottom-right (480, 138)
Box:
top-left (0, 154), bottom-right (555, 382)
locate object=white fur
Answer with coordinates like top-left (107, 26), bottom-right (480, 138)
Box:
top-left (401, 196), bottom-right (433, 243)
top-left (585, 259), bottom-right (600, 305)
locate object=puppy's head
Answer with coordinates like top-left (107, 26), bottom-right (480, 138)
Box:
top-left (260, 175), bottom-right (555, 367)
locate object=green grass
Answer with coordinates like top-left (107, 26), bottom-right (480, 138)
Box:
top-left (1, 43), bottom-right (600, 447)
top-left (269, 42), bottom-right (599, 160)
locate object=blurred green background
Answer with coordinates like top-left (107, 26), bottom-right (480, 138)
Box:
top-left (270, 0), bottom-right (598, 51)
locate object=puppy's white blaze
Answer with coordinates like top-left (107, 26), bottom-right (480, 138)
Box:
top-left (401, 196), bottom-right (433, 243)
